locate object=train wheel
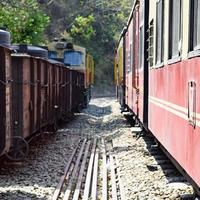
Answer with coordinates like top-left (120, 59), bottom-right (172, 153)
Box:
top-left (77, 104), bottom-right (83, 113)
top-left (5, 136), bottom-right (29, 161)
top-left (53, 121), bottom-right (58, 132)
top-left (61, 115), bottom-right (69, 123)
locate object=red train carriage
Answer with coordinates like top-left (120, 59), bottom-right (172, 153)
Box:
top-left (148, 0), bottom-right (200, 193)
top-left (115, 0), bottom-right (149, 128)
top-left (115, 0), bottom-right (200, 194)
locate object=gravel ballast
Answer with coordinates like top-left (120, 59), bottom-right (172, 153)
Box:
top-left (0, 97), bottom-right (194, 199)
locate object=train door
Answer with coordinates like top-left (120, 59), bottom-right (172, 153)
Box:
top-left (132, 5), bottom-right (140, 116)
top-left (135, 0), bottom-right (149, 127)
top-left (143, 0), bottom-right (149, 128)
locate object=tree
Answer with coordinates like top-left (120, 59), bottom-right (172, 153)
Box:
top-left (66, 0), bottom-right (133, 85)
top-left (0, 0), bottom-right (49, 44)
top-left (39, 0), bottom-right (133, 90)
top-left (70, 15), bottom-right (95, 42)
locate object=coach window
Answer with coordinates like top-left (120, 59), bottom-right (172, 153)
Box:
top-left (189, 0), bottom-right (200, 54)
top-left (139, 1), bottom-right (144, 69)
top-left (139, 26), bottom-right (144, 68)
top-left (168, 0), bottom-right (182, 61)
top-left (147, 20), bottom-right (154, 68)
top-left (132, 11), bottom-right (137, 87)
top-left (130, 43), bottom-right (133, 73)
top-left (156, 0), bottom-right (164, 66)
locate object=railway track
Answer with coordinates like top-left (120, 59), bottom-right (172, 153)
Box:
top-left (130, 125), bottom-right (196, 199)
top-left (52, 138), bottom-right (124, 200)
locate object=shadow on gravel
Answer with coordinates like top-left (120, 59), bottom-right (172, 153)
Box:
top-left (0, 130), bottom-right (75, 198)
top-left (104, 127), bottom-right (127, 141)
top-left (111, 145), bottom-right (136, 154)
top-left (0, 191), bottom-right (47, 200)
top-left (86, 104), bottom-right (112, 117)
top-left (135, 131), bottom-right (185, 184)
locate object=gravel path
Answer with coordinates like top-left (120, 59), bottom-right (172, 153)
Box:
top-left (0, 97), bottom-right (195, 199)
top-left (0, 132), bottom-right (81, 199)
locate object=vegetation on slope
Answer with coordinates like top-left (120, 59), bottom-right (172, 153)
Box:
top-left (0, 0), bottom-right (134, 93)
top-left (40, 0), bottom-right (133, 92)
top-left (0, 0), bottom-right (49, 44)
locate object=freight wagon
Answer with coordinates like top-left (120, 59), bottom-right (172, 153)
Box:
top-left (0, 29), bottom-right (94, 161)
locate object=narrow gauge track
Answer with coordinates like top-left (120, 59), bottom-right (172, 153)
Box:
top-left (52, 138), bottom-right (124, 200)
top-left (123, 115), bottom-right (196, 199)
top-left (140, 131), bottom-right (197, 199)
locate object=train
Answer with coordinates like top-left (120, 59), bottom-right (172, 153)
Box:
top-left (48, 38), bottom-right (94, 105)
top-left (0, 29), bottom-right (94, 161)
top-left (114, 0), bottom-right (200, 195)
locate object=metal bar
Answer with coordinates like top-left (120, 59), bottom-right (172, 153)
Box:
top-left (110, 155), bottom-right (118, 200)
top-left (115, 157), bottom-right (126, 200)
top-left (52, 140), bottom-right (81, 200)
top-left (102, 139), bottom-right (107, 200)
top-left (83, 139), bottom-right (97, 200)
top-left (63, 139), bottom-right (87, 200)
top-left (91, 148), bottom-right (99, 200)
top-left (72, 141), bottom-right (91, 200)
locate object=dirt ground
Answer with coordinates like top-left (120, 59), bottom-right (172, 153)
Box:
top-left (0, 97), bottom-right (194, 200)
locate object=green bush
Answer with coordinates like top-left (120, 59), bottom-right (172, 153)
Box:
top-left (0, 0), bottom-right (49, 44)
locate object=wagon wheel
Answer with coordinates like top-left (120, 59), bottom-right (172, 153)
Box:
top-left (78, 103), bottom-right (83, 112)
top-left (53, 120), bottom-right (59, 132)
top-left (61, 115), bottom-right (69, 123)
top-left (46, 121), bottom-right (59, 133)
top-left (5, 136), bottom-right (29, 161)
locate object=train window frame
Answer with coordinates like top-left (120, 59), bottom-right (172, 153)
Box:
top-left (155, 0), bottom-right (164, 68)
top-left (64, 50), bottom-right (83, 66)
top-left (132, 9), bottom-right (137, 87)
top-left (147, 20), bottom-right (154, 68)
top-left (139, 25), bottom-right (144, 69)
top-left (168, 0), bottom-right (182, 64)
top-left (188, 0), bottom-right (200, 58)
top-left (125, 32), bottom-right (131, 73)
top-left (129, 20), bottom-right (133, 74)
top-left (130, 43), bottom-right (133, 73)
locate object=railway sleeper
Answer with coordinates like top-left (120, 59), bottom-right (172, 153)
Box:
top-left (53, 139), bottom-right (100, 200)
top-left (125, 116), bottom-right (199, 198)
top-left (53, 137), bottom-right (125, 200)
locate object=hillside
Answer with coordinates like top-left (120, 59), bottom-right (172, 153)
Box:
top-left (0, 0), bottom-right (134, 95)
top-left (39, 0), bottom-right (134, 94)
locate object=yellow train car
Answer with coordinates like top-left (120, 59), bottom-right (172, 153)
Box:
top-left (115, 35), bottom-right (125, 107)
top-left (48, 38), bottom-right (94, 104)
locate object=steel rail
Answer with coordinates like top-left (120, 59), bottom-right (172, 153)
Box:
top-left (91, 148), bottom-right (99, 200)
top-left (72, 141), bottom-right (91, 200)
top-left (102, 138), bottom-right (107, 200)
top-left (52, 139), bottom-right (82, 200)
top-left (110, 154), bottom-right (118, 200)
top-left (115, 157), bottom-right (126, 200)
top-left (63, 139), bottom-right (87, 200)
top-left (83, 139), bottom-right (97, 200)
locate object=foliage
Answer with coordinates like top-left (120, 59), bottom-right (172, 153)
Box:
top-left (70, 15), bottom-right (95, 42)
top-left (39, 0), bottom-right (133, 90)
top-left (67, 0), bottom-right (133, 85)
top-left (0, 0), bottom-right (49, 44)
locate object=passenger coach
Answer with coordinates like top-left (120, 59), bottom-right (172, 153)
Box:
top-left (115, 0), bottom-right (200, 194)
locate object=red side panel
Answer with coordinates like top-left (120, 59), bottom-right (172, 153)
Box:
top-left (132, 6), bottom-right (140, 115)
top-left (125, 19), bottom-right (133, 110)
top-left (149, 58), bottom-right (200, 186)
